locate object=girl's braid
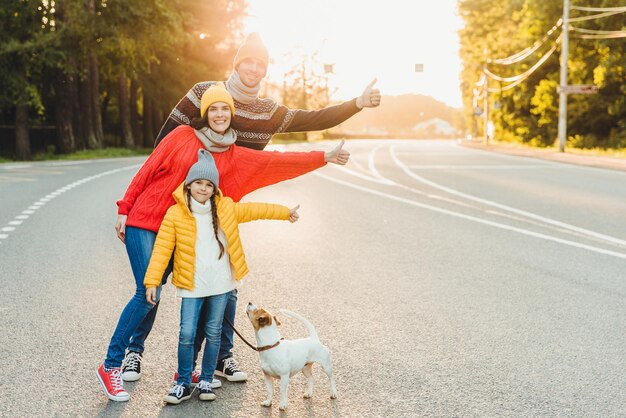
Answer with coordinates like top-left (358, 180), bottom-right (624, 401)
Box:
top-left (210, 195), bottom-right (225, 259)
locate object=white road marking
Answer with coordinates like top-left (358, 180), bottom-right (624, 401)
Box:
top-left (334, 165), bottom-right (392, 184)
top-left (1, 164), bottom-right (32, 170)
top-left (0, 175), bottom-right (35, 182)
top-left (1, 164), bottom-right (140, 245)
top-left (389, 145), bottom-right (626, 248)
top-left (407, 164), bottom-right (547, 170)
top-left (368, 145), bottom-right (396, 185)
top-left (314, 171), bottom-right (626, 260)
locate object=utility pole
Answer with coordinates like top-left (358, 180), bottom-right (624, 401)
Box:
top-left (557, 0), bottom-right (570, 152)
top-left (483, 69), bottom-right (489, 145)
top-left (482, 46), bottom-right (490, 145)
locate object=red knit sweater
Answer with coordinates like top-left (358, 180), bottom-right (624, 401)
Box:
top-left (117, 125), bottom-right (325, 232)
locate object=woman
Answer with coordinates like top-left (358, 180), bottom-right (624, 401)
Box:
top-left (96, 83), bottom-right (348, 402)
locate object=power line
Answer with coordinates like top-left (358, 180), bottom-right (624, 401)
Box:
top-left (573, 32), bottom-right (626, 39)
top-left (571, 26), bottom-right (626, 39)
top-left (484, 35), bottom-right (561, 83)
top-left (571, 26), bottom-right (626, 35)
top-left (570, 5), bottom-right (626, 12)
top-left (487, 42), bottom-right (559, 92)
top-left (567, 9), bottom-right (626, 22)
top-left (490, 21), bottom-right (562, 65)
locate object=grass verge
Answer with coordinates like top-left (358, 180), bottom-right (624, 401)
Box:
top-left (31, 147), bottom-right (152, 161)
top-left (482, 139), bottom-right (625, 158)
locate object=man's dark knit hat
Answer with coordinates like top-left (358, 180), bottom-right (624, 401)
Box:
top-left (233, 32), bottom-right (269, 74)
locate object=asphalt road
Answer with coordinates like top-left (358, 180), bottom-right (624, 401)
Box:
top-left (0, 140), bottom-right (624, 417)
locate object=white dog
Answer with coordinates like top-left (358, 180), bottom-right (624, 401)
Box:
top-left (246, 303), bottom-right (337, 410)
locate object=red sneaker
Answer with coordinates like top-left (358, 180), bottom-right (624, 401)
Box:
top-left (173, 370), bottom-right (221, 388)
top-left (97, 364), bottom-right (130, 402)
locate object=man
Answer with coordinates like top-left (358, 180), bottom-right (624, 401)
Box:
top-left (123, 32), bottom-right (380, 386)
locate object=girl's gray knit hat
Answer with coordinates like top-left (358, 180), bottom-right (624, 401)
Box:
top-left (185, 149), bottom-right (219, 188)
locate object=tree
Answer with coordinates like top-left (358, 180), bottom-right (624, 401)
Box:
top-left (0, 0), bottom-right (247, 158)
top-left (0, 0), bottom-right (59, 159)
top-left (458, 0), bottom-right (625, 149)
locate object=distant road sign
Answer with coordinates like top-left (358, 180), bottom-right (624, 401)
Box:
top-left (559, 84), bottom-right (599, 94)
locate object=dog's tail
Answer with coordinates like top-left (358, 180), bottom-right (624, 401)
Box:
top-left (280, 309), bottom-right (319, 341)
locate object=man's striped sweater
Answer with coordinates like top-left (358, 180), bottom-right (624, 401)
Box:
top-left (155, 81), bottom-right (362, 150)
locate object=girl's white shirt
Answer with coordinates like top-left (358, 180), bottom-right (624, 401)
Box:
top-left (176, 196), bottom-right (236, 298)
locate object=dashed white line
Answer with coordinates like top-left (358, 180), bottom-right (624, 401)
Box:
top-left (1, 164), bottom-right (140, 245)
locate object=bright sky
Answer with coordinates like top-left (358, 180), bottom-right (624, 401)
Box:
top-left (245, 0), bottom-right (463, 108)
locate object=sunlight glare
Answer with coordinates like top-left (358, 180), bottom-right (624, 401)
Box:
top-left (245, 0), bottom-right (463, 107)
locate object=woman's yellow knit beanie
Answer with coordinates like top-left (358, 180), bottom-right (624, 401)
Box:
top-left (200, 82), bottom-right (236, 118)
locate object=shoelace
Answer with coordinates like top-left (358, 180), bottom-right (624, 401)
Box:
top-left (123, 352), bottom-right (142, 370)
top-left (197, 381), bottom-right (212, 391)
top-left (109, 368), bottom-right (125, 392)
top-left (223, 357), bottom-right (240, 372)
top-left (170, 384), bottom-right (186, 397)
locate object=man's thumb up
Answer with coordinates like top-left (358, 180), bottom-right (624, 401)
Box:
top-left (357, 78), bottom-right (381, 108)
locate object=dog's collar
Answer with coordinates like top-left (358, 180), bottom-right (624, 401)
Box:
top-left (256, 338), bottom-right (284, 352)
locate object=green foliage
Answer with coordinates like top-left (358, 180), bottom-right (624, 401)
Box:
top-left (458, 0), bottom-right (626, 149)
top-left (0, 1), bottom-right (59, 110)
top-left (32, 147), bottom-right (152, 161)
top-left (0, 0), bottom-right (246, 150)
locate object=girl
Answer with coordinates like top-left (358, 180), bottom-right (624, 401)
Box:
top-left (97, 82), bottom-right (347, 402)
top-left (144, 149), bottom-right (299, 404)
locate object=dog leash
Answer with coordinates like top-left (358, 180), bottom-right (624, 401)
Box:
top-left (223, 317), bottom-right (282, 352)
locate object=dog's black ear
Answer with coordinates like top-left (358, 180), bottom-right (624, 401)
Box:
top-left (274, 316), bottom-right (281, 326)
top-left (258, 315), bottom-right (268, 326)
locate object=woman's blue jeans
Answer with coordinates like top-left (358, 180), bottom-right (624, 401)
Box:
top-left (177, 293), bottom-right (230, 386)
top-left (104, 226), bottom-right (172, 368)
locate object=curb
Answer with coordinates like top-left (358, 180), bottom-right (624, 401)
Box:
top-left (459, 141), bottom-right (626, 172)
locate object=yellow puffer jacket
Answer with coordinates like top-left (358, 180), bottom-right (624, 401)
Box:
top-left (144, 182), bottom-right (291, 290)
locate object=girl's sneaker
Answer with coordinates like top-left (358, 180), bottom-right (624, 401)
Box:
top-left (173, 370), bottom-right (222, 388)
top-left (197, 380), bottom-right (217, 401)
top-left (96, 364), bottom-right (130, 402)
top-left (163, 383), bottom-right (192, 404)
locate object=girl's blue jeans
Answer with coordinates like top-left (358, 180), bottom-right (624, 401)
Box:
top-left (176, 293), bottom-right (230, 386)
top-left (104, 226), bottom-right (172, 368)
